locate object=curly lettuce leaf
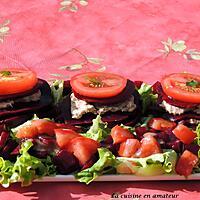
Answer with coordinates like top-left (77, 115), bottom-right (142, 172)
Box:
top-left (196, 124), bottom-right (200, 158)
top-left (75, 148), bottom-right (116, 184)
top-left (50, 80), bottom-right (64, 104)
top-left (137, 83), bottom-right (158, 113)
top-left (0, 140), bottom-right (56, 188)
top-left (116, 150), bottom-right (177, 176)
top-left (84, 115), bottom-right (110, 142)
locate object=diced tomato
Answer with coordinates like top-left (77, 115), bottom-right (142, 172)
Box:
top-left (32, 119), bottom-right (58, 136)
top-left (173, 124), bottom-right (196, 144)
top-left (66, 137), bottom-right (100, 166)
top-left (15, 125), bottom-right (38, 139)
top-left (176, 150), bottom-right (198, 176)
top-left (118, 139), bottom-right (141, 157)
top-left (148, 118), bottom-right (176, 131)
top-left (70, 72), bottom-right (127, 98)
top-left (0, 68), bottom-right (38, 95)
top-left (111, 125), bottom-right (134, 144)
top-left (55, 129), bottom-right (81, 149)
top-left (134, 135), bottom-right (161, 158)
top-left (161, 73), bottom-right (200, 103)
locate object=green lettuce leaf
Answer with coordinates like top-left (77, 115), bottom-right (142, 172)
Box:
top-left (50, 80), bottom-right (64, 104)
top-left (137, 83), bottom-right (158, 113)
top-left (116, 150), bottom-right (177, 176)
top-left (75, 148), bottom-right (116, 184)
top-left (0, 140), bottom-right (56, 188)
top-left (84, 115), bottom-right (110, 142)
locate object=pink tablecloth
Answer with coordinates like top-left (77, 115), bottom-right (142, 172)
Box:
top-left (0, 0), bottom-right (200, 199)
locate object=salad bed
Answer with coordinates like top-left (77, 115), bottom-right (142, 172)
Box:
top-left (0, 70), bottom-right (199, 187)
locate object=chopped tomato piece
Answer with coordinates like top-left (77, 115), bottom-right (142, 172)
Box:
top-left (111, 125), bottom-right (134, 144)
top-left (176, 150), bottom-right (198, 176)
top-left (32, 119), bottom-right (58, 136)
top-left (148, 118), bottom-right (176, 131)
top-left (118, 139), bottom-right (141, 157)
top-left (70, 72), bottom-right (127, 98)
top-left (55, 129), bottom-right (80, 149)
top-left (0, 68), bottom-right (38, 95)
top-left (134, 135), bottom-right (161, 158)
top-left (161, 73), bottom-right (200, 103)
top-left (16, 125), bottom-right (38, 139)
top-left (66, 137), bottom-right (100, 166)
top-left (173, 124), bottom-right (196, 144)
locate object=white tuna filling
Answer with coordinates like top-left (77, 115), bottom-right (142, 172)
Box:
top-left (0, 90), bottom-right (41, 109)
top-left (70, 93), bottom-right (136, 119)
top-left (160, 100), bottom-right (189, 115)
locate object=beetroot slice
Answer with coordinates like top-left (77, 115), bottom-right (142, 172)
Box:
top-left (64, 112), bottom-right (130, 126)
top-left (0, 113), bottom-right (33, 128)
top-left (72, 80), bottom-right (136, 105)
top-left (165, 113), bottom-right (200, 122)
top-left (0, 79), bottom-right (52, 119)
top-left (152, 81), bottom-right (198, 108)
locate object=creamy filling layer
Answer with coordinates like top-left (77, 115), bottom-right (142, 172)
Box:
top-left (160, 100), bottom-right (200, 115)
top-left (70, 93), bottom-right (136, 119)
top-left (0, 90), bottom-right (41, 109)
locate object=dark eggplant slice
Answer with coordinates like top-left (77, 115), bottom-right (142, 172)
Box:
top-left (0, 79), bottom-right (53, 120)
top-left (153, 81), bottom-right (198, 109)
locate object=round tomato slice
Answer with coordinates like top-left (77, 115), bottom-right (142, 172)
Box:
top-left (0, 68), bottom-right (38, 95)
top-left (161, 73), bottom-right (200, 103)
top-left (70, 72), bottom-right (127, 98)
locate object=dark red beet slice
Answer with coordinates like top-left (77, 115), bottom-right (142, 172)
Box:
top-left (133, 81), bottom-right (143, 89)
top-left (72, 80), bottom-right (136, 105)
top-left (0, 113), bottom-right (33, 128)
top-left (0, 131), bottom-right (9, 149)
top-left (64, 112), bottom-right (130, 126)
top-left (1, 139), bottom-right (18, 159)
top-left (53, 150), bottom-right (80, 174)
top-left (152, 81), bottom-right (198, 109)
top-left (0, 79), bottom-right (53, 119)
top-left (165, 113), bottom-right (200, 122)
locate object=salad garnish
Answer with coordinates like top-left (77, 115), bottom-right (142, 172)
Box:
top-left (0, 70), bottom-right (12, 77)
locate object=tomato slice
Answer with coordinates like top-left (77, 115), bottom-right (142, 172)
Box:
top-left (176, 150), bottom-right (198, 176)
top-left (70, 72), bottom-right (127, 98)
top-left (111, 125), bottom-right (135, 144)
top-left (0, 68), bottom-right (38, 95)
top-left (161, 73), bottom-right (200, 103)
top-left (172, 124), bottom-right (196, 144)
top-left (148, 118), bottom-right (176, 131)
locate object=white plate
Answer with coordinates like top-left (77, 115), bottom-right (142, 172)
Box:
top-left (34, 174), bottom-right (200, 182)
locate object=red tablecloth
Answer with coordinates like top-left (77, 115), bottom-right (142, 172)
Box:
top-left (0, 0), bottom-right (200, 199)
